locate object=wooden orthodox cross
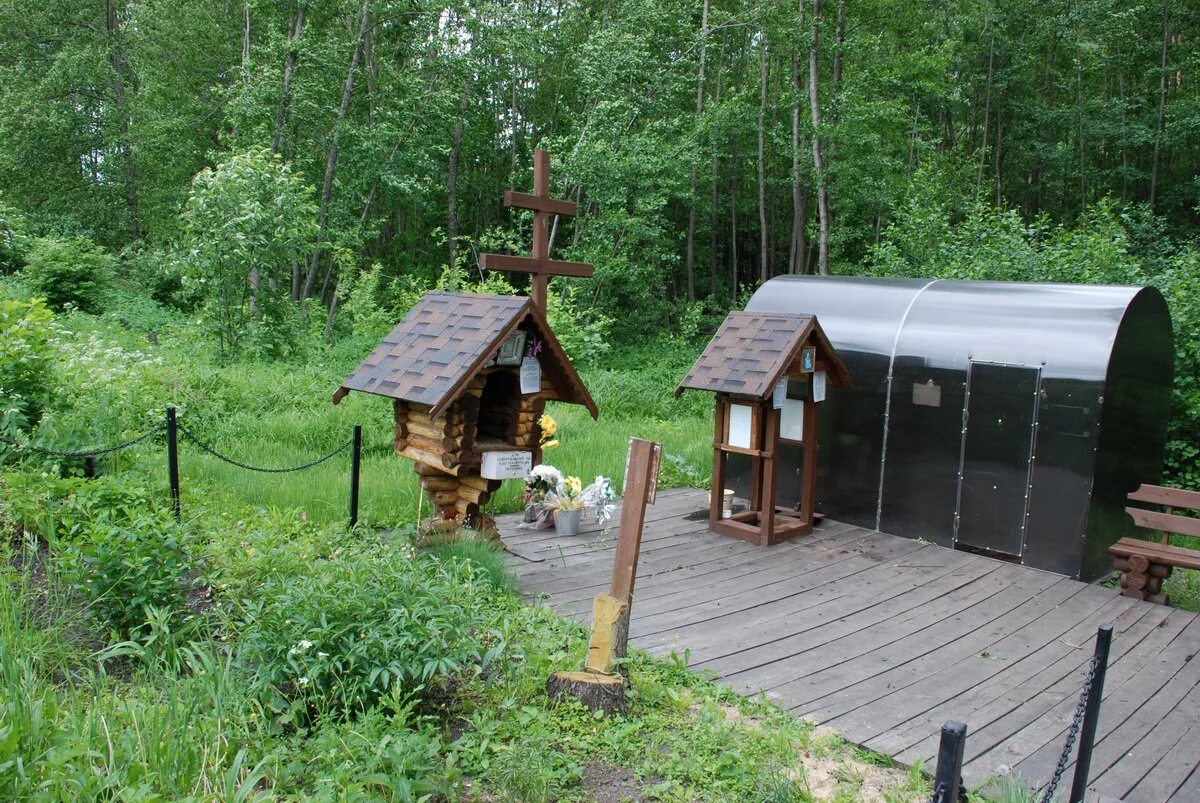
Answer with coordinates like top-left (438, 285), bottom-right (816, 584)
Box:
top-left (478, 149), bottom-right (593, 310)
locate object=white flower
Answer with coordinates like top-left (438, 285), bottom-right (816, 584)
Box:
top-left (297, 676), bottom-right (309, 687)
top-left (299, 639), bottom-right (313, 650)
top-left (317, 652), bottom-right (329, 659)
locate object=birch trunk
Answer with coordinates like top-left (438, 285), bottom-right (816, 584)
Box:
top-left (809, 0), bottom-right (830, 275)
top-left (757, 33), bottom-right (769, 284)
top-left (684, 0), bottom-right (710, 302)
top-left (1150, 0), bottom-right (1169, 212)
top-left (302, 0), bottom-right (371, 304)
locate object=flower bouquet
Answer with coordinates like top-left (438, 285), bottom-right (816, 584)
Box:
top-left (524, 464), bottom-right (563, 523)
top-left (545, 475), bottom-right (585, 535)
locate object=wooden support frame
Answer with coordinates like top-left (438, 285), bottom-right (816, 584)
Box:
top-left (707, 377), bottom-right (822, 547)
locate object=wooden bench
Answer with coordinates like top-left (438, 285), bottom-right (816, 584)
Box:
top-left (1110, 483), bottom-right (1200, 605)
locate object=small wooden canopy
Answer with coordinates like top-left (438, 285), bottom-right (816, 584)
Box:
top-left (675, 311), bottom-right (851, 400)
top-left (333, 291), bottom-right (598, 419)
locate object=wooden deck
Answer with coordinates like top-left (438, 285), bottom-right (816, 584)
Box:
top-left (496, 488), bottom-right (1200, 802)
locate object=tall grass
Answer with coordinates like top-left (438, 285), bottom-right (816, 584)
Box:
top-left (163, 345), bottom-right (713, 527)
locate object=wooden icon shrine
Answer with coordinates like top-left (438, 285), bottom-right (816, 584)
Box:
top-left (676, 312), bottom-right (851, 546)
top-left (334, 150), bottom-right (597, 529)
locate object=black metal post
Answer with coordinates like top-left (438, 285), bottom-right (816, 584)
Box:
top-left (930, 720), bottom-right (967, 803)
top-left (349, 424), bottom-right (362, 528)
top-left (167, 406), bottom-right (181, 521)
top-left (83, 454), bottom-right (95, 479)
top-left (1069, 624), bottom-right (1113, 803)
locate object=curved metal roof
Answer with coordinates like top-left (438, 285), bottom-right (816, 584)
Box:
top-left (745, 276), bottom-right (1164, 383)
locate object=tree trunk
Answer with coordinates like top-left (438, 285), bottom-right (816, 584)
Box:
top-left (757, 33), bottom-right (769, 284)
top-left (272, 6), bottom-right (308, 156)
top-left (1118, 66), bottom-right (1128, 202)
top-left (106, 0), bottom-right (139, 240)
top-left (994, 113), bottom-right (1003, 205)
top-left (242, 0), bottom-right (251, 78)
top-left (1077, 56), bottom-right (1085, 213)
top-left (685, 0), bottom-right (710, 303)
top-left (729, 133), bottom-right (738, 302)
top-left (1150, 0), bottom-right (1169, 212)
top-left (809, 0), bottom-right (830, 275)
top-left (977, 28), bottom-right (995, 190)
top-left (448, 92), bottom-right (468, 268)
top-left (789, 49), bottom-right (808, 275)
top-left (710, 30), bottom-right (727, 297)
top-left (302, 0), bottom-right (371, 304)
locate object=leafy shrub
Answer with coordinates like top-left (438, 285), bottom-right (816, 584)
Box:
top-left (546, 284), bottom-right (613, 365)
top-left (180, 146), bottom-right (317, 358)
top-left (0, 202), bottom-right (31, 273)
top-left (61, 512), bottom-right (192, 638)
top-left (23, 237), bottom-right (115, 312)
top-left (236, 541), bottom-right (504, 724)
top-left (0, 473), bottom-right (161, 543)
top-left (0, 297), bottom-right (55, 442)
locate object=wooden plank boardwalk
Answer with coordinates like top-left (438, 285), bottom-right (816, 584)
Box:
top-left (496, 488), bottom-right (1200, 802)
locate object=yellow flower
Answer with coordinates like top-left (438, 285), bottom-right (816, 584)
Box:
top-left (564, 475), bottom-right (582, 497)
top-left (542, 439), bottom-right (559, 449)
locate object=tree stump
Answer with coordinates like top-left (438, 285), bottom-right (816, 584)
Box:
top-left (547, 671), bottom-right (626, 714)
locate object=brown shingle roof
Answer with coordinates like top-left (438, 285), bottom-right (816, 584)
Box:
top-left (675, 311), bottom-right (850, 399)
top-left (334, 291), bottom-right (597, 418)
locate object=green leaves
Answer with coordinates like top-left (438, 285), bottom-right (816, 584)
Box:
top-left (180, 146), bottom-right (317, 358)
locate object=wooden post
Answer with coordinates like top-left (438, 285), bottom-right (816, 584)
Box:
top-left (759, 406), bottom-right (779, 545)
top-left (548, 437), bottom-right (661, 714)
top-left (799, 383), bottom-right (820, 528)
top-left (710, 399), bottom-right (727, 524)
top-left (610, 437), bottom-right (659, 604)
top-left (530, 149), bottom-right (551, 311)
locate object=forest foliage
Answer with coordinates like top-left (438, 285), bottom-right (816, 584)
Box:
top-left (0, 0), bottom-right (1198, 475)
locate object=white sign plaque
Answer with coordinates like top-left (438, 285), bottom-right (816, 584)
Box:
top-left (480, 450), bottom-right (532, 480)
top-left (780, 399), bottom-right (805, 442)
top-left (813, 370), bottom-right (827, 403)
top-left (772, 378), bottom-right (788, 410)
top-left (519, 355), bottom-right (541, 394)
top-left (727, 403), bottom-right (753, 449)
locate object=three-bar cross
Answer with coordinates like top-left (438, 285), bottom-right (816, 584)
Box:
top-left (478, 149), bottom-right (593, 310)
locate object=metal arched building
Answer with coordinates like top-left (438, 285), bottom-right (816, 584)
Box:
top-left (743, 276), bottom-right (1173, 580)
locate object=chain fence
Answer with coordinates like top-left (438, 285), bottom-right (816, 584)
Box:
top-left (2, 423), bottom-right (165, 458)
top-left (930, 624), bottom-right (1112, 803)
top-left (3, 407), bottom-right (364, 526)
top-left (176, 423), bottom-right (352, 474)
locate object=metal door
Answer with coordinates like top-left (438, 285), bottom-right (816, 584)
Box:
top-left (954, 362), bottom-right (1041, 557)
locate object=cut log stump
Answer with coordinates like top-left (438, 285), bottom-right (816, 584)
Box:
top-left (546, 670), bottom-right (626, 714)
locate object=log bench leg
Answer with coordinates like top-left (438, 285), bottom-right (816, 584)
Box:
top-left (1114, 554), bottom-right (1172, 605)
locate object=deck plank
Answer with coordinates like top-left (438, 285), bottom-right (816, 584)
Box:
top-left (497, 489), bottom-right (1200, 801)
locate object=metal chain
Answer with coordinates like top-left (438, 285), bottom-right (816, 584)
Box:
top-left (1, 423), bottom-right (165, 458)
top-left (177, 423), bottom-right (351, 473)
top-left (1040, 656), bottom-right (1100, 803)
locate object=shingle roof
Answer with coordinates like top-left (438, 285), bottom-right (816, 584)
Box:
top-left (675, 311), bottom-right (850, 399)
top-left (334, 291), bottom-right (597, 418)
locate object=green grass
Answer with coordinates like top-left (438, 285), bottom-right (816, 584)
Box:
top-left (0, 288), bottom-right (1063, 801)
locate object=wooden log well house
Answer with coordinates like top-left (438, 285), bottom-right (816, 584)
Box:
top-left (333, 291), bottom-right (597, 527)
